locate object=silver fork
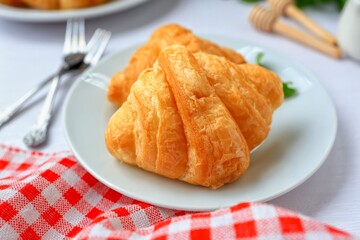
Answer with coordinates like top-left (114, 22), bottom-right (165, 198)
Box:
top-left (23, 29), bottom-right (111, 147)
top-left (0, 19), bottom-right (86, 129)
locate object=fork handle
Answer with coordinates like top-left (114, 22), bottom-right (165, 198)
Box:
top-left (37, 74), bottom-right (60, 128)
top-left (0, 73), bottom-right (57, 128)
top-left (23, 73), bottom-right (62, 147)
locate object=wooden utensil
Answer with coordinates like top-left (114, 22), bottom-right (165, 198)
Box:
top-left (268, 0), bottom-right (337, 45)
top-left (249, 6), bottom-right (341, 58)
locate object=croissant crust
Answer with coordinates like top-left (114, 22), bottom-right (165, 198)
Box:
top-left (1, 0), bottom-right (107, 9)
top-left (107, 24), bottom-right (247, 107)
top-left (105, 45), bottom-right (283, 189)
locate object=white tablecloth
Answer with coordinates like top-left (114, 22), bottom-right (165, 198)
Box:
top-left (1, 0), bottom-right (359, 236)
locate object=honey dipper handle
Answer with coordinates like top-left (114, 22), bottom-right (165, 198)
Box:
top-left (286, 5), bottom-right (337, 45)
top-left (274, 21), bottom-right (341, 58)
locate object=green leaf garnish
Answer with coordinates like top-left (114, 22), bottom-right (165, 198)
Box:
top-left (255, 52), bottom-right (297, 99)
top-left (256, 52), bottom-right (264, 66)
top-left (283, 82), bottom-right (297, 98)
top-left (238, 0), bottom-right (346, 10)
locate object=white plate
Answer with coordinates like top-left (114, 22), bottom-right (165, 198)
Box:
top-left (63, 36), bottom-right (337, 211)
top-left (0, 0), bottom-right (148, 22)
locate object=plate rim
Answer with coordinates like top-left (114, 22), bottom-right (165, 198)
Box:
top-left (0, 0), bottom-right (148, 22)
top-left (63, 36), bottom-right (338, 211)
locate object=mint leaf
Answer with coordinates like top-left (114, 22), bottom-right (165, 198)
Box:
top-left (256, 52), bottom-right (265, 66)
top-left (255, 52), bottom-right (297, 99)
top-left (238, 0), bottom-right (346, 11)
top-left (283, 82), bottom-right (297, 98)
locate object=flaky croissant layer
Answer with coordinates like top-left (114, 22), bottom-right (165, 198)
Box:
top-left (107, 24), bottom-right (247, 107)
top-left (105, 45), bottom-right (283, 189)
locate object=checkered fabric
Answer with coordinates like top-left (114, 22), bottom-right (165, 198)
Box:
top-left (0, 145), bottom-right (355, 240)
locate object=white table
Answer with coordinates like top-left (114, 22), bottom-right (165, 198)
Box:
top-left (1, 0), bottom-right (359, 236)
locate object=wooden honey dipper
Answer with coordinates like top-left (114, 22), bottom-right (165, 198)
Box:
top-left (268, 0), bottom-right (337, 45)
top-left (249, 6), bottom-right (341, 58)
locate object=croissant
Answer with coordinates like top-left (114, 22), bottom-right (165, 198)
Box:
top-left (20, 0), bottom-right (58, 9)
top-left (105, 45), bottom-right (283, 189)
top-left (108, 24), bottom-right (247, 107)
top-left (0, 0), bottom-right (23, 7)
top-left (60, 0), bottom-right (107, 9)
top-left (2, 0), bottom-right (107, 9)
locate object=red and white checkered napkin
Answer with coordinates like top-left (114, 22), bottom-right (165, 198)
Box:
top-left (0, 145), bottom-right (354, 240)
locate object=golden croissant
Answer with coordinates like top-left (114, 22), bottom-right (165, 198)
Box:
top-left (108, 24), bottom-right (247, 107)
top-left (0, 0), bottom-right (23, 7)
top-left (0, 0), bottom-right (107, 9)
top-left (105, 45), bottom-right (283, 189)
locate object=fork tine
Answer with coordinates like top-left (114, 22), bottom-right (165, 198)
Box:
top-left (84, 29), bottom-right (110, 66)
top-left (70, 19), bottom-right (79, 54)
top-left (63, 19), bottom-right (73, 55)
top-left (85, 29), bottom-right (104, 52)
top-left (78, 19), bottom-right (86, 53)
top-left (91, 31), bottom-right (111, 64)
top-left (67, 18), bottom-right (85, 54)
top-left (84, 30), bottom-right (105, 64)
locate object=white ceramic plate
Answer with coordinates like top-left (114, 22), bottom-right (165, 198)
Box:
top-left (0, 0), bottom-right (148, 22)
top-left (63, 36), bottom-right (337, 211)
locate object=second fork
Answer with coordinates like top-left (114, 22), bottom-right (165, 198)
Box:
top-left (0, 19), bottom-right (85, 129)
top-left (23, 20), bottom-right (111, 147)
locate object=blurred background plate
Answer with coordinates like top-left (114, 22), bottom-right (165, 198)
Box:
top-left (0, 0), bottom-right (148, 22)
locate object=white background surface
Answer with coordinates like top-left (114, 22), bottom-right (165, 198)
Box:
top-left (0, 0), bottom-right (359, 236)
